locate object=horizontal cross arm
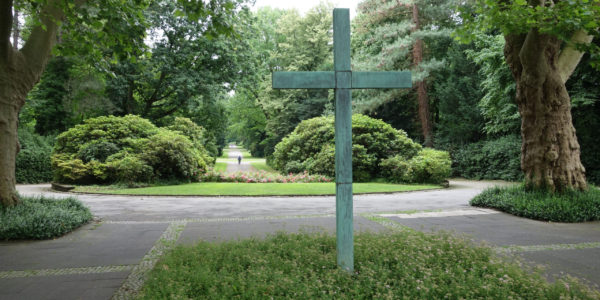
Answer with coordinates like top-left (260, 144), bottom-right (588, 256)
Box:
top-left (351, 71), bottom-right (412, 89)
top-left (272, 72), bottom-right (335, 89)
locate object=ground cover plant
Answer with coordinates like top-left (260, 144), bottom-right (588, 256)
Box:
top-left (0, 196), bottom-right (92, 240)
top-left (74, 182), bottom-right (439, 196)
top-left (471, 185), bottom-right (600, 223)
top-left (52, 115), bottom-right (214, 185)
top-left (272, 114), bottom-right (451, 183)
top-left (139, 231), bottom-right (599, 299)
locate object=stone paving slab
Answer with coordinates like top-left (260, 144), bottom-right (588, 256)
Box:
top-left (178, 216), bottom-right (387, 244)
top-left (0, 271), bottom-right (130, 300)
top-left (518, 248), bottom-right (600, 288)
top-left (386, 212), bottom-right (600, 246)
top-left (0, 223), bottom-right (167, 271)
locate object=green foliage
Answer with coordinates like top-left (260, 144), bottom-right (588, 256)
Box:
top-left (143, 129), bottom-right (208, 181)
top-left (255, 4), bottom-right (335, 157)
top-left (52, 115), bottom-right (210, 184)
top-left (272, 114), bottom-right (429, 182)
top-left (381, 148), bottom-right (452, 184)
top-left (166, 117), bottom-right (217, 161)
top-left (15, 127), bottom-right (54, 184)
top-left (0, 196), bottom-right (92, 240)
top-left (140, 231), bottom-right (599, 299)
top-left (471, 186), bottom-right (600, 223)
top-left (452, 135), bottom-right (523, 182)
top-left (465, 34), bottom-right (520, 136)
top-left (431, 41), bottom-right (486, 146)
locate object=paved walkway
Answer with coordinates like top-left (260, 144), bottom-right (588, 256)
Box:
top-left (224, 146), bottom-right (255, 173)
top-left (2, 180), bottom-right (599, 299)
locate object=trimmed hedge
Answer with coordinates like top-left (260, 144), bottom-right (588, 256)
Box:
top-left (0, 196), bottom-right (92, 240)
top-left (272, 114), bottom-right (450, 183)
top-left (452, 135), bottom-right (523, 182)
top-left (52, 115), bottom-right (212, 184)
top-left (16, 128), bottom-right (54, 184)
top-left (471, 185), bottom-right (600, 222)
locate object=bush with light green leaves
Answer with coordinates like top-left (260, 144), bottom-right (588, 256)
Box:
top-left (52, 115), bottom-right (212, 184)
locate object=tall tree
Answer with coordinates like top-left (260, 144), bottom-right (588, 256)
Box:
top-left (353, 0), bottom-right (455, 146)
top-left (458, 0), bottom-right (600, 191)
top-left (0, 0), bottom-right (244, 207)
top-left (257, 3), bottom-right (334, 157)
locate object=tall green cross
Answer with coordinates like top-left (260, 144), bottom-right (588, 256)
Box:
top-left (272, 8), bottom-right (412, 272)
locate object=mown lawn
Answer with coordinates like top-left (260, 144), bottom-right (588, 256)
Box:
top-left (75, 182), bottom-right (440, 196)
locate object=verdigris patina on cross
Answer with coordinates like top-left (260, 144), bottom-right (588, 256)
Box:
top-left (272, 8), bottom-right (411, 272)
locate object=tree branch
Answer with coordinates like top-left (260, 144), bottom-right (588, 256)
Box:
top-left (557, 30), bottom-right (594, 83)
top-left (0, 0), bottom-right (13, 62)
top-left (519, 29), bottom-right (552, 83)
top-left (20, 0), bottom-right (65, 76)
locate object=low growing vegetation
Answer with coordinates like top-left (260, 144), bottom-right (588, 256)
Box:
top-left (271, 114), bottom-right (451, 183)
top-left (140, 231), bottom-right (599, 299)
top-left (0, 196), bottom-right (92, 240)
top-left (201, 170), bottom-right (332, 183)
top-left (471, 186), bottom-right (600, 222)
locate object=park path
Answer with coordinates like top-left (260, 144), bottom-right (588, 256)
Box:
top-left (4, 180), bottom-right (600, 299)
top-left (224, 145), bottom-right (255, 173)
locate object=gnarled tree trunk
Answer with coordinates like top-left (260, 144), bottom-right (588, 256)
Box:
top-left (0, 51), bottom-right (27, 207)
top-left (504, 31), bottom-right (587, 192)
top-left (1, 0), bottom-right (63, 207)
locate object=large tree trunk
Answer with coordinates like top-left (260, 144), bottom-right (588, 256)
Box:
top-left (411, 4), bottom-right (433, 147)
top-left (504, 31), bottom-right (587, 192)
top-left (0, 50), bottom-right (28, 207)
top-left (0, 0), bottom-right (63, 206)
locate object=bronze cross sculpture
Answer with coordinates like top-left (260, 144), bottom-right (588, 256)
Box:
top-left (272, 8), bottom-right (412, 272)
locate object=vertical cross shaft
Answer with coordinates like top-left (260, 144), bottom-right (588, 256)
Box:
top-left (333, 8), bottom-right (353, 272)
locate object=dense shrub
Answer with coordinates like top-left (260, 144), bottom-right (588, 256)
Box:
top-left (381, 148), bottom-right (452, 184)
top-left (0, 196), bottom-right (92, 240)
top-left (272, 114), bottom-right (426, 182)
top-left (452, 135), bottom-right (523, 181)
top-left (15, 127), bottom-right (54, 183)
top-left (166, 117), bottom-right (217, 162)
top-left (471, 185), bottom-right (600, 222)
top-left (52, 115), bottom-right (212, 184)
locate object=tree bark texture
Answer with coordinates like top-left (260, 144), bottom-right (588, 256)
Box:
top-left (504, 31), bottom-right (587, 192)
top-left (0, 0), bottom-right (62, 206)
top-left (411, 4), bottom-right (433, 147)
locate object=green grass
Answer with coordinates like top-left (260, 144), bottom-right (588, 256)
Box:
top-left (251, 161), bottom-right (277, 173)
top-left (139, 231), bottom-right (599, 299)
top-left (0, 196), bottom-right (92, 240)
top-left (74, 182), bottom-right (439, 196)
top-left (471, 185), bottom-right (600, 222)
top-left (213, 162), bottom-right (227, 172)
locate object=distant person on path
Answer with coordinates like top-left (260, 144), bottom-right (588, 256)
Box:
top-left (238, 155), bottom-right (242, 164)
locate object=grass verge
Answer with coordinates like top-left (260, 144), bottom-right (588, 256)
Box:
top-left (251, 161), bottom-right (276, 173)
top-left (74, 182), bottom-right (439, 196)
top-left (139, 231), bottom-right (598, 299)
top-left (0, 196), bottom-right (92, 240)
top-left (471, 185), bottom-right (600, 222)
top-left (213, 162), bottom-right (227, 172)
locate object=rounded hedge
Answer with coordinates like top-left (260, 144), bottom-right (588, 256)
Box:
top-left (52, 115), bottom-right (212, 184)
top-left (272, 114), bottom-right (451, 183)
